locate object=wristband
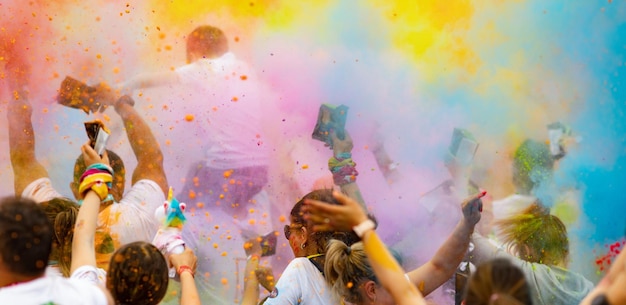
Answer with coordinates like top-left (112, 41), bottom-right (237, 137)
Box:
top-left (353, 219), bottom-right (376, 238)
top-left (177, 265), bottom-right (194, 278)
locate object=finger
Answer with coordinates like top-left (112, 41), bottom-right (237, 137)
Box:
top-left (332, 190), bottom-right (358, 208)
top-left (304, 198), bottom-right (342, 215)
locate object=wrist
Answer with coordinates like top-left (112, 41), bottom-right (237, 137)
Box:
top-left (353, 219), bottom-right (376, 239)
top-left (177, 265), bottom-right (194, 278)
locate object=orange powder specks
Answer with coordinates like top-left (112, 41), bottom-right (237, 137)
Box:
top-left (249, 208), bottom-right (255, 214)
top-left (231, 96), bottom-right (239, 102)
top-left (240, 75), bottom-right (247, 80)
top-left (188, 190), bottom-right (196, 199)
top-left (184, 114), bottom-right (194, 122)
top-left (213, 243), bottom-right (219, 249)
top-left (279, 215), bottom-right (286, 223)
top-left (223, 170), bottom-right (234, 178)
top-left (301, 164), bottom-right (309, 169)
top-left (196, 202), bottom-right (205, 208)
top-left (221, 278), bottom-right (228, 285)
top-left (221, 251), bottom-right (228, 257)
top-left (248, 219), bottom-right (256, 225)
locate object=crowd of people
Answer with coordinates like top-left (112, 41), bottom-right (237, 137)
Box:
top-left (1, 23), bottom-right (625, 305)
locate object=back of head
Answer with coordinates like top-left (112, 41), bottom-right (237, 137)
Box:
top-left (464, 258), bottom-right (531, 305)
top-left (291, 189), bottom-right (360, 254)
top-left (0, 196), bottom-right (53, 277)
top-left (512, 139), bottom-right (554, 194)
top-left (106, 241), bottom-right (169, 305)
top-left (324, 240), bottom-right (375, 304)
top-left (186, 25), bottom-right (229, 61)
top-left (496, 203), bottom-right (568, 265)
top-left (40, 197), bottom-right (79, 277)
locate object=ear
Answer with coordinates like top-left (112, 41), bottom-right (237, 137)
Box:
top-left (299, 226), bottom-right (309, 244)
top-left (70, 181), bottom-right (80, 200)
top-left (363, 280), bottom-right (377, 301)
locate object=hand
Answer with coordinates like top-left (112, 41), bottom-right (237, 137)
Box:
top-left (92, 82), bottom-right (117, 113)
top-left (81, 142), bottom-right (110, 167)
top-left (169, 247), bottom-right (197, 272)
top-left (460, 190), bottom-right (486, 228)
top-left (303, 190), bottom-right (368, 232)
top-left (331, 129), bottom-right (353, 157)
top-left (255, 266), bottom-right (276, 292)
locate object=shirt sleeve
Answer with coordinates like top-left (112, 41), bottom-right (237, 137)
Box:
top-left (70, 265), bottom-right (107, 286)
top-left (21, 177), bottom-right (64, 203)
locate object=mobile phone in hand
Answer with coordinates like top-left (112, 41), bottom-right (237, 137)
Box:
top-left (259, 231), bottom-right (278, 257)
top-left (84, 120), bottom-right (110, 155)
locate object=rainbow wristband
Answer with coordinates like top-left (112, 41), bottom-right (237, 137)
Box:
top-left (79, 172), bottom-right (112, 201)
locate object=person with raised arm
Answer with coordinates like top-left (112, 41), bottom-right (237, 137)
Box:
top-left (303, 189), bottom-right (484, 305)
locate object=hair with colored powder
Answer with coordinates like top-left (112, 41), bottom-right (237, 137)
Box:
top-left (324, 240), bottom-right (376, 304)
top-left (106, 241), bottom-right (169, 305)
top-left (496, 203), bottom-right (569, 266)
top-left (290, 189), bottom-right (361, 255)
top-left (186, 25), bottom-right (229, 62)
top-left (39, 197), bottom-right (79, 277)
top-left (0, 196), bottom-right (54, 277)
top-left (464, 258), bottom-right (531, 305)
top-left (512, 139), bottom-right (554, 195)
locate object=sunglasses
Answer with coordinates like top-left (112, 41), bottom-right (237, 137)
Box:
top-left (283, 224), bottom-right (303, 240)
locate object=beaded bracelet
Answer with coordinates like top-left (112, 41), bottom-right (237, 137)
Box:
top-left (177, 265), bottom-right (194, 278)
top-left (328, 153), bottom-right (359, 186)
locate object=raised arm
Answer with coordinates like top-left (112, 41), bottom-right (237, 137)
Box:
top-left (113, 96), bottom-right (168, 194)
top-left (117, 71), bottom-right (180, 95)
top-left (329, 131), bottom-right (366, 210)
top-left (5, 58), bottom-right (48, 196)
top-left (405, 191), bottom-right (485, 295)
top-left (304, 191), bottom-right (427, 305)
top-left (170, 248), bottom-right (200, 305)
top-left (70, 143), bottom-right (111, 274)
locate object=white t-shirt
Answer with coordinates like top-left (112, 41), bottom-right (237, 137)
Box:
top-left (175, 53), bottom-right (269, 169)
top-left (0, 275), bottom-right (108, 305)
top-left (71, 265), bottom-right (107, 286)
top-left (22, 177), bottom-right (165, 268)
top-left (263, 257), bottom-right (335, 305)
top-left (472, 233), bottom-right (593, 305)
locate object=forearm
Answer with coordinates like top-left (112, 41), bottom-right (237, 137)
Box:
top-left (70, 191), bottom-right (99, 273)
top-left (179, 272), bottom-right (201, 305)
top-left (115, 101), bottom-right (167, 191)
top-left (418, 220), bottom-right (473, 295)
top-left (241, 257), bottom-right (261, 305)
top-left (7, 91), bottom-right (48, 194)
top-left (340, 182), bottom-right (367, 210)
top-left (119, 72), bottom-right (179, 94)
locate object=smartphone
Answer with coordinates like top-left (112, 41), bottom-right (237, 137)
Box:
top-left (84, 120), bottom-right (110, 156)
top-left (259, 231), bottom-right (278, 257)
top-left (312, 103), bottom-right (349, 148)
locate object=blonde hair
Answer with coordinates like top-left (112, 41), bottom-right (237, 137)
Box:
top-left (464, 258), bottom-right (531, 305)
top-left (324, 240), bottom-right (376, 304)
top-left (496, 203), bottom-right (568, 265)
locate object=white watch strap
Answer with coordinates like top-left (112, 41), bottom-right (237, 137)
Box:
top-left (353, 219), bottom-right (376, 238)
